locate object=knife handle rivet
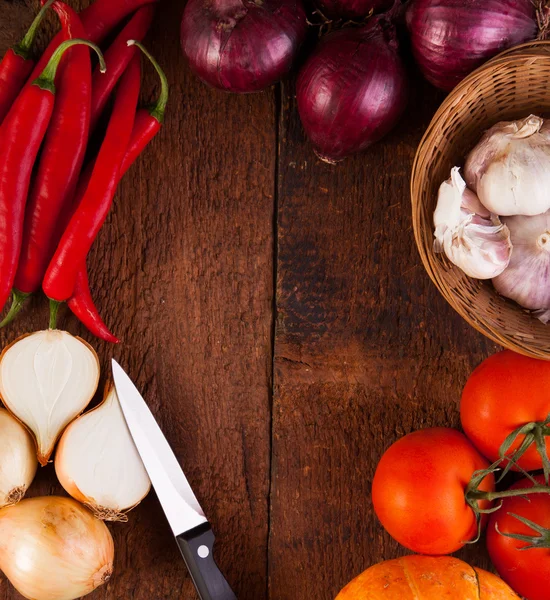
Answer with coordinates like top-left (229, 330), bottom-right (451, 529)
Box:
top-left (197, 545), bottom-right (210, 559)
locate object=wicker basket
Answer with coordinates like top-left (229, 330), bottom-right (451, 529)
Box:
top-left (411, 41), bottom-right (550, 359)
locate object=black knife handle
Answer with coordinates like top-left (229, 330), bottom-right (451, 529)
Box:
top-left (176, 523), bottom-right (237, 600)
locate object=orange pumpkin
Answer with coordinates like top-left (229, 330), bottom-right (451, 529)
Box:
top-left (335, 555), bottom-right (519, 599)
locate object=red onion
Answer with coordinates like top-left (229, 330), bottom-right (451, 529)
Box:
top-left (406, 0), bottom-right (539, 91)
top-left (296, 20), bottom-right (408, 163)
top-left (314, 0), bottom-right (393, 19)
top-left (181, 0), bottom-right (307, 93)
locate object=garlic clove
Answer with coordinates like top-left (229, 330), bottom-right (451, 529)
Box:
top-left (55, 382), bottom-right (151, 521)
top-left (434, 167), bottom-right (512, 279)
top-left (0, 408), bottom-right (37, 508)
top-left (434, 167), bottom-right (490, 234)
top-left (0, 496), bottom-right (114, 600)
top-left (493, 212), bottom-right (550, 310)
top-left (0, 330), bottom-right (100, 466)
top-left (465, 115), bottom-right (550, 216)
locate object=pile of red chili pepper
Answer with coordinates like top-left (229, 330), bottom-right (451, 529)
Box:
top-left (0, 0), bottom-right (168, 343)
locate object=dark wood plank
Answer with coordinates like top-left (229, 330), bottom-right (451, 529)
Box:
top-left (270, 75), bottom-right (499, 600)
top-left (0, 2), bottom-right (275, 599)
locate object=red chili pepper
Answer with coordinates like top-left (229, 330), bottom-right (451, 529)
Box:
top-left (68, 264), bottom-right (120, 344)
top-left (79, 0), bottom-right (159, 42)
top-left (90, 5), bottom-right (155, 131)
top-left (30, 0), bottom-right (158, 83)
top-left (43, 53), bottom-right (141, 306)
top-left (0, 39), bottom-right (105, 316)
top-left (1, 3), bottom-right (93, 328)
top-left (55, 153), bottom-right (119, 342)
top-left (0, 0), bottom-right (55, 126)
top-left (68, 42), bottom-right (168, 342)
top-left (67, 43), bottom-right (168, 344)
top-left (120, 41), bottom-right (169, 177)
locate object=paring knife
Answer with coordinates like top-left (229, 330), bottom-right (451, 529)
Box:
top-left (112, 359), bottom-right (237, 600)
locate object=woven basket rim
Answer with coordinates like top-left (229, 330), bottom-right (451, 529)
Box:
top-left (411, 40), bottom-right (550, 359)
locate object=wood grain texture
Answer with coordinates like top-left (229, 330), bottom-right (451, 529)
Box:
top-left (269, 74), bottom-right (500, 600)
top-left (0, 3), bottom-right (513, 600)
top-left (0, 1), bottom-right (274, 599)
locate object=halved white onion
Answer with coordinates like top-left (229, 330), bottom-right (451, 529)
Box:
top-left (55, 383), bottom-right (151, 520)
top-left (0, 408), bottom-right (37, 507)
top-left (0, 330), bottom-right (100, 465)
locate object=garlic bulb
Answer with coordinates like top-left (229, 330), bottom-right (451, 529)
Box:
top-left (55, 383), bottom-right (151, 521)
top-left (465, 115), bottom-right (550, 216)
top-left (0, 496), bottom-right (114, 600)
top-left (433, 167), bottom-right (512, 279)
top-left (0, 408), bottom-right (37, 508)
top-left (0, 330), bottom-right (100, 465)
top-left (493, 211), bottom-right (550, 311)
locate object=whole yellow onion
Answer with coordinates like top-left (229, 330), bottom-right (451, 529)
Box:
top-left (0, 496), bottom-right (114, 600)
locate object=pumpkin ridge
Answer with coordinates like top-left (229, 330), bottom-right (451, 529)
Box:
top-left (473, 566), bottom-right (481, 600)
top-left (400, 556), bottom-right (422, 600)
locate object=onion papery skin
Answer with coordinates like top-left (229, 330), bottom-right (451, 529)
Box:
top-left (314, 0), bottom-right (393, 19)
top-left (296, 20), bottom-right (408, 162)
top-left (181, 0), bottom-right (308, 93)
top-left (0, 497), bottom-right (114, 600)
top-left (406, 0), bottom-right (537, 92)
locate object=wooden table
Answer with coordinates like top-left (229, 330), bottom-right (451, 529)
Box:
top-left (0, 2), bottom-right (500, 599)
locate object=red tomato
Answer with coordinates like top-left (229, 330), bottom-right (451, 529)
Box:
top-left (487, 475), bottom-right (550, 600)
top-left (461, 350), bottom-right (550, 471)
top-left (372, 427), bottom-right (494, 555)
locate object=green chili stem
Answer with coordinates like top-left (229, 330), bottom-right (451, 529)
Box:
top-left (49, 300), bottom-right (61, 330)
top-left (0, 290), bottom-right (31, 328)
top-left (127, 40), bottom-right (169, 123)
top-left (15, 0), bottom-right (56, 59)
top-left (34, 38), bottom-right (106, 93)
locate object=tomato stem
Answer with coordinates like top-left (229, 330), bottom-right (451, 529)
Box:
top-left (496, 513), bottom-right (550, 550)
top-left (465, 458), bottom-right (550, 545)
top-left (498, 415), bottom-right (550, 484)
top-left (469, 485), bottom-right (550, 502)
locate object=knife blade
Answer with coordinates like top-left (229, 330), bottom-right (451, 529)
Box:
top-left (112, 359), bottom-right (237, 600)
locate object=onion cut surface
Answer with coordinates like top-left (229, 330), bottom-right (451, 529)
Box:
top-left (0, 330), bottom-right (100, 465)
top-left (56, 383), bottom-right (151, 520)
